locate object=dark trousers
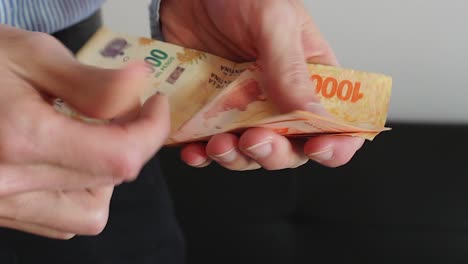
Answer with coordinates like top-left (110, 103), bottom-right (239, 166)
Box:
top-left (0, 11), bottom-right (185, 264)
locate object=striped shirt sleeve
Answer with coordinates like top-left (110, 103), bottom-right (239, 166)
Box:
top-left (0, 0), bottom-right (105, 33)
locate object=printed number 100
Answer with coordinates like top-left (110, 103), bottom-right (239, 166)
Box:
top-left (145, 49), bottom-right (169, 72)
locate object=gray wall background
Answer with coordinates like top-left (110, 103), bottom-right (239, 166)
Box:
top-left (102, 0), bottom-right (468, 123)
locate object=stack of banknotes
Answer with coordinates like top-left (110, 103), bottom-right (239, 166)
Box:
top-left (55, 28), bottom-right (392, 145)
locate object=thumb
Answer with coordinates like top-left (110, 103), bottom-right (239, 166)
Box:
top-left (257, 5), bottom-right (332, 115)
top-left (20, 35), bottom-right (148, 119)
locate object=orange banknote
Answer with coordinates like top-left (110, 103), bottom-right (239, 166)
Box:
top-left (55, 28), bottom-right (392, 145)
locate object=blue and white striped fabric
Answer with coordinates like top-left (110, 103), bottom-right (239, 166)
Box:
top-left (0, 0), bottom-right (106, 33)
top-left (0, 0), bottom-right (163, 35)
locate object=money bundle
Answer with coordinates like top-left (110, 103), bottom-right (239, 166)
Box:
top-left (56, 28), bottom-right (392, 145)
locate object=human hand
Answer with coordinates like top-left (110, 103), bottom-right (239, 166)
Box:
top-left (159, 0), bottom-right (364, 170)
top-left (0, 25), bottom-right (170, 238)
top-left (0, 187), bottom-right (114, 239)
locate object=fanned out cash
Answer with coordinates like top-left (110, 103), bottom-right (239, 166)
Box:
top-left (55, 27), bottom-right (392, 145)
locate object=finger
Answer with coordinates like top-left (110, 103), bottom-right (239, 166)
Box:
top-left (301, 23), bottom-right (339, 66)
top-left (119, 92), bottom-right (171, 160)
top-left (295, 7), bottom-right (364, 167)
top-left (205, 133), bottom-right (261, 171)
top-left (14, 32), bottom-right (148, 119)
top-left (0, 217), bottom-right (75, 240)
top-left (238, 128), bottom-right (309, 170)
top-left (180, 143), bottom-right (212, 168)
top-left (294, 1), bottom-right (339, 66)
top-left (256, 3), bottom-right (324, 114)
top-left (75, 91), bottom-right (169, 172)
top-left (0, 164), bottom-right (112, 196)
top-left (5, 93), bottom-right (170, 193)
top-left (304, 136), bottom-right (365, 167)
top-left (0, 187), bottom-right (113, 236)
top-left (52, 92), bottom-right (170, 184)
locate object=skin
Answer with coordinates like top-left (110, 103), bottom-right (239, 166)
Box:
top-left (0, 25), bottom-right (170, 239)
top-left (0, 0), bottom-right (365, 239)
top-left (159, 0), bottom-right (365, 171)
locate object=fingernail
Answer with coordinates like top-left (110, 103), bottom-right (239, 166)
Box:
top-left (189, 156), bottom-right (209, 167)
top-left (193, 160), bottom-right (211, 168)
top-left (308, 147), bottom-right (334, 162)
top-left (245, 139), bottom-right (273, 159)
top-left (213, 148), bottom-right (237, 163)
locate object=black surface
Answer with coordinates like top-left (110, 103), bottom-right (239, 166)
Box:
top-left (159, 122), bottom-right (468, 264)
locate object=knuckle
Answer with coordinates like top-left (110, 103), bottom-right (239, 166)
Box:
top-left (283, 60), bottom-right (309, 86)
top-left (108, 150), bottom-right (143, 183)
top-left (24, 32), bottom-right (62, 52)
top-left (261, 2), bottom-right (298, 27)
top-left (81, 205), bottom-right (110, 236)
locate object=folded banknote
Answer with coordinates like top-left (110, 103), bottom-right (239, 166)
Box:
top-left (55, 27), bottom-right (392, 145)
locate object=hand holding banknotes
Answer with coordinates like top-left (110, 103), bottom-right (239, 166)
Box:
top-left (160, 0), bottom-right (365, 170)
top-left (0, 25), bottom-right (170, 238)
